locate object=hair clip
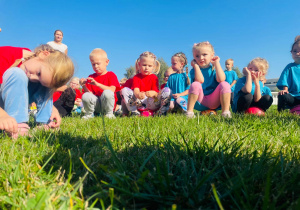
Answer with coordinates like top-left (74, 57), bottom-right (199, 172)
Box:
top-left (204, 41), bottom-right (210, 44)
top-left (21, 58), bottom-right (25, 61)
top-left (193, 43), bottom-right (198, 47)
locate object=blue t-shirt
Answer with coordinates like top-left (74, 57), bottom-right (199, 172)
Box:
top-left (190, 65), bottom-right (219, 95)
top-left (262, 86), bottom-right (272, 97)
top-left (232, 77), bottom-right (264, 113)
top-left (165, 73), bottom-right (190, 101)
top-left (277, 63), bottom-right (300, 98)
top-left (224, 70), bottom-right (239, 91)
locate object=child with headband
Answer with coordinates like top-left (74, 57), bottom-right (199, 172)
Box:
top-left (186, 41), bottom-right (231, 118)
top-left (122, 51), bottom-right (171, 116)
top-left (0, 45), bottom-right (74, 138)
top-left (164, 52), bottom-right (191, 113)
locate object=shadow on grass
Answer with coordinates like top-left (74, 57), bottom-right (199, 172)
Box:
top-left (37, 120), bottom-right (300, 210)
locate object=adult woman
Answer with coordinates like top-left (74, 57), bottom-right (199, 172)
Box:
top-left (47, 30), bottom-right (68, 54)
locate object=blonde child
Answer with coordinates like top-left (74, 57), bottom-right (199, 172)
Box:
top-left (277, 39), bottom-right (300, 111)
top-left (164, 52), bottom-right (191, 113)
top-left (224, 58), bottom-right (238, 104)
top-left (0, 45), bottom-right (74, 138)
top-left (80, 48), bottom-right (120, 119)
top-left (186, 41), bottom-right (231, 118)
top-left (160, 67), bottom-right (175, 90)
top-left (233, 58), bottom-right (273, 113)
top-left (122, 51), bottom-right (171, 116)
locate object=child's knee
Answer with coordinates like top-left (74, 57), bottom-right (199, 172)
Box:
top-left (102, 90), bottom-right (114, 99)
top-left (82, 92), bottom-right (94, 102)
top-left (189, 81), bottom-right (202, 95)
top-left (219, 81), bottom-right (231, 94)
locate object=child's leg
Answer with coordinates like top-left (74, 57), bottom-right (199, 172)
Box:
top-left (0, 68), bottom-right (29, 123)
top-left (121, 100), bottom-right (129, 115)
top-left (121, 87), bottom-right (138, 112)
top-left (277, 94), bottom-right (300, 111)
top-left (82, 92), bottom-right (100, 116)
top-left (175, 97), bottom-right (188, 112)
top-left (99, 90), bottom-right (115, 116)
top-left (236, 93), bottom-right (253, 113)
top-left (201, 81), bottom-right (231, 112)
top-left (28, 82), bottom-right (53, 124)
top-left (187, 81), bottom-right (204, 112)
top-left (154, 87), bottom-right (171, 114)
top-left (251, 95), bottom-right (273, 111)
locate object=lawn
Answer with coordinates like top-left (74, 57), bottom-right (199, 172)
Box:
top-left (0, 107), bottom-right (299, 209)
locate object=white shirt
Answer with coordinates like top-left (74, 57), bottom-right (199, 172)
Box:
top-left (47, 41), bottom-right (68, 53)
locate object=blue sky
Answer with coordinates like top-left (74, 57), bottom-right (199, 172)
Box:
top-left (1, 0), bottom-right (299, 80)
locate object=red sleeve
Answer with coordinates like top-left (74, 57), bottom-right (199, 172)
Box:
top-left (107, 72), bottom-right (120, 92)
top-left (53, 91), bottom-right (63, 102)
top-left (160, 83), bottom-right (166, 90)
top-left (123, 78), bottom-right (133, 89)
top-left (75, 89), bottom-right (82, 99)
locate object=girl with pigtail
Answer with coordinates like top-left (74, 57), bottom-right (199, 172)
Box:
top-left (0, 44), bottom-right (74, 138)
top-left (121, 51), bottom-right (171, 116)
top-left (163, 52), bottom-right (191, 113)
top-left (186, 41), bottom-right (232, 118)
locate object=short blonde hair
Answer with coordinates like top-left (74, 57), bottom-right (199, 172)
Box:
top-left (89, 48), bottom-right (108, 59)
top-left (192, 41), bottom-right (215, 54)
top-left (70, 77), bottom-right (79, 84)
top-left (225, 58), bottom-right (234, 64)
top-left (135, 51), bottom-right (160, 74)
top-left (248, 57), bottom-right (269, 75)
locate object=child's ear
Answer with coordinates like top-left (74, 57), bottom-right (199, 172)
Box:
top-left (39, 51), bottom-right (51, 59)
top-left (106, 59), bottom-right (110, 65)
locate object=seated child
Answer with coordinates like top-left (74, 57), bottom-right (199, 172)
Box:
top-left (53, 77), bottom-right (82, 117)
top-left (80, 48), bottom-right (120, 119)
top-left (165, 52), bottom-right (191, 113)
top-left (160, 67), bottom-right (175, 90)
top-left (114, 78), bottom-right (128, 115)
top-left (121, 51), bottom-right (171, 116)
top-left (233, 58), bottom-right (273, 113)
top-left (277, 38), bottom-right (300, 112)
top-left (224, 58), bottom-right (238, 104)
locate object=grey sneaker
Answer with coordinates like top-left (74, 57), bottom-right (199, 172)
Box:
top-left (185, 111), bottom-right (195, 118)
top-left (221, 111), bottom-right (232, 118)
top-left (82, 114), bottom-right (94, 120)
top-left (105, 113), bottom-right (116, 119)
top-left (130, 110), bottom-right (140, 116)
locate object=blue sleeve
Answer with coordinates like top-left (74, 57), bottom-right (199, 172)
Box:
top-left (277, 65), bottom-right (290, 90)
top-left (233, 71), bottom-right (239, 80)
top-left (263, 86), bottom-right (272, 97)
top-left (234, 78), bottom-right (245, 95)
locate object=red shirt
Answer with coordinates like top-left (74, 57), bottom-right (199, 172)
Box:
top-left (160, 83), bottom-right (166, 90)
top-left (132, 73), bottom-right (159, 92)
top-left (0, 46), bottom-right (31, 84)
top-left (53, 91), bottom-right (63, 102)
top-left (84, 71), bottom-right (120, 107)
top-left (75, 89), bottom-right (82, 100)
top-left (122, 78), bottom-right (133, 89)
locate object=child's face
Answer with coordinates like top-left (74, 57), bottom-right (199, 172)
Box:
top-left (70, 79), bottom-right (80, 89)
top-left (171, 57), bottom-right (184, 73)
top-left (225, 61), bottom-right (233, 70)
top-left (21, 55), bottom-right (54, 88)
top-left (247, 62), bottom-right (264, 79)
top-left (138, 56), bottom-right (155, 76)
top-left (54, 31), bottom-right (63, 42)
top-left (193, 46), bottom-right (214, 68)
top-left (164, 71), bottom-right (171, 83)
top-left (291, 43), bottom-right (300, 64)
top-left (90, 55), bottom-right (109, 75)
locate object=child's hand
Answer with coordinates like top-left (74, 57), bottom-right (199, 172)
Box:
top-left (145, 91), bottom-right (156, 98)
top-left (79, 78), bottom-right (87, 86)
top-left (278, 90), bottom-right (289, 95)
top-left (169, 101), bottom-right (175, 109)
top-left (75, 98), bottom-right (82, 106)
top-left (138, 92), bottom-right (146, 99)
top-left (191, 59), bottom-right (199, 68)
top-left (243, 67), bottom-right (251, 76)
top-left (172, 93), bottom-right (180, 99)
top-left (210, 56), bottom-right (220, 66)
top-left (251, 71), bottom-right (261, 85)
top-left (86, 77), bottom-right (98, 86)
top-left (0, 116), bottom-right (18, 133)
top-left (49, 106), bottom-right (61, 128)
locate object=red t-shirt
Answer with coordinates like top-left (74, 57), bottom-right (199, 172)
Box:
top-left (122, 78), bottom-right (133, 89)
top-left (84, 71), bottom-right (120, 107)
top-left (132, 73), bottom-right (159, 92)
top-left (75, 89), bottom-right (82, 100)
top-left (53, 91), bottom-right (63, 102)
top-left (160, 83), bottom-right (166, 90)
top-left (0, 46), bottom-right (31, 84)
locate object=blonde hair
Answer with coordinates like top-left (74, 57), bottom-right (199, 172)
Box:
top-left (89, 48), bottom-right (108, 59)
top-left (135, 51), bottom-right (160, 74)
top-left (70, 77), bottom-right (79, 85)
top-left (192, 41), bottom-right (215, 70)
top-left (12, 44), bottom-right (74, 92)
top-left (120, 77), bottom-right (128, 85)
top-left (248, 57), bottom-right (269, 76)
top-left (225, 58), bottom-right (234, 64)
top-left (165, 67), bottom-right (175, 77)
top-left (172, 52), bottom-right (190, 85)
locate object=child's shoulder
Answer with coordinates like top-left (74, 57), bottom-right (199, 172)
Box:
top-left (284, 62), bottom-right (300, 70)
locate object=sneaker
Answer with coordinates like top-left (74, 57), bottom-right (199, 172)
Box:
top-left (185, 111), bottom-right (195, 118)
top-left (82, 114), bottom-right (94, 119)
top-left (221, 110), bottom-right (232, 118)
top-left (105, 113), bottom-right (116, 119)
top-left (177, 98), bottom-right (187, 112)
top-left (130, 111), bottom-right (140, 116)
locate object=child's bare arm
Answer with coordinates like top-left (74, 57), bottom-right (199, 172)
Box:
top-left (252, 72), bottom-right (262, 102)
top-left (80, 78), bottom-right (91, 93)
top-left (0, 108), bottom-right (18, 133)
top-left (172, 90), bottom-right (189, 98)
top-left (241, 67), bottom-right (252, 93)
top-left (230, 80), bottom-right (237, 88)
top-left (191, 60), bottom-right (204, 83)
top-left (278, 86), bottom-right (289, 95)
top-left (87, 77), bottom-right (116, 92)
top-left (211, 56), bottom-right (226, 82)
top-left (145, 90), bottom-right (158, 98)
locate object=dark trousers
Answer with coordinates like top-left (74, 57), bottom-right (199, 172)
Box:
top-left (278, 93), bottom-right (300, 111)
top-left (237, 93), bottom-right (273, 113)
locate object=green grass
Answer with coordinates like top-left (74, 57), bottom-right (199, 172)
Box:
top-left (1, 106), bottom-right (300, 209)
